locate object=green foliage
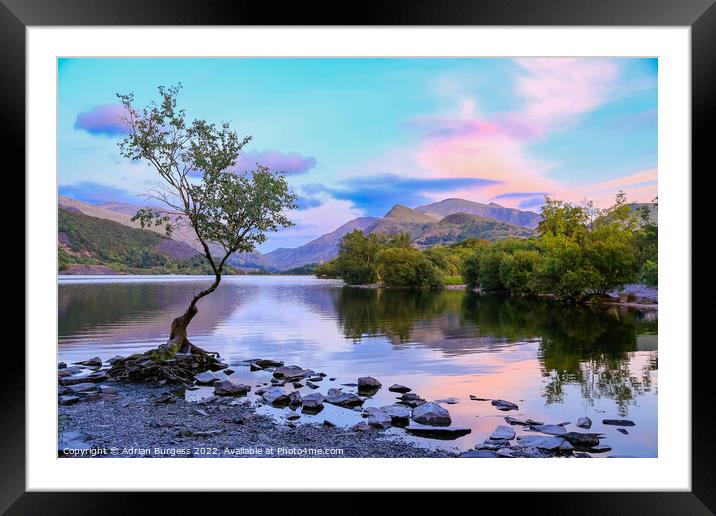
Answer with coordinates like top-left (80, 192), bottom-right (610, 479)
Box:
top-left (329, 230), bottom-right (411, 285)
top-left (376, 247), bottom-right (443, 289)
top-left (461, 192), bottom-right (653, 301)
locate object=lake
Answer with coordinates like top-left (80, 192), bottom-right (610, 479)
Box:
top-left (58, 275), bottom-right (658, 456)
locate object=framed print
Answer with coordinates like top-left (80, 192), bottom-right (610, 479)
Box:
top-left (7, 0), bottom-right (713, 511)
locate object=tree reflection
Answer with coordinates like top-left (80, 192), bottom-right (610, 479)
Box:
top-left (334, 288), bottom-right (658, 411)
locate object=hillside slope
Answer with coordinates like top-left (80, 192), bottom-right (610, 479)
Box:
top-left (413, 212), bottom-right (535, 247)
top-left (415, 198), bottom-right (541, 228)
top-left (57, 208), bottom-right (232, 275)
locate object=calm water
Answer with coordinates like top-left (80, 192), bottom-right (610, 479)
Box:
top-left (58, 275), bottom-right (658, 456)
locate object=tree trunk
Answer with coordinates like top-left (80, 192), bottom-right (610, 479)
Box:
top-left (168, 305), bottom-right (199, 354)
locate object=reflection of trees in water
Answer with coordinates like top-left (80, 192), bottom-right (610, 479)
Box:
top-left (334, 288), bottom-right (658, 410)
top-left (59, 281), bottom-right (244, 338)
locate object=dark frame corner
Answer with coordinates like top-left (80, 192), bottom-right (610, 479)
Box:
top-left (6, 0), bottom-right (713, 513)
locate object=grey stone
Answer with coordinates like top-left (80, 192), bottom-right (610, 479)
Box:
top-left (504, 416), bottom-right (529, 426)
top-left (325, 389), bottom-right (364, 408)
top-left (213, 380), bottom-right (251, 396)
top-left (351, 421), bottom-right (371, 432)
top-left (516, 435), bottom-right (566, 450)
top-left (577, 416), bottom-right (592, 429)
top-left (323, 420), bottom-right (336, 428)
top-left (602, 419), bottom-right (635, 427)
top-left (358, 376), bottom-right (382, 389)
top-left (58, 362), bottom-right (67, 369)
top-left (67, 382), bottom-right (97, 393)
top-left (79, 356), bottom-right (103, 367)
top-left (412, 402), bottom-right (451, 426)
top-left (97, 385), bottom-right (117, 394)
top-left (617, 428), bottom-right (629, 435)
top-left (301, 392), bottom-right (325, 409)
top-left (460, 450), bottom-right (498, 458)
top-left (261, 386), bottom-right (290, 406)
top-left (564, 432), bottom-right (602, 448)
top-left (367, 409), bottom-right (392, 429)
top-left (405, 424), bottom-right (471, 439)
top-left (59, 395), bottom-right (80, 405)
top-left (469, 395), bottom-right (490, 401)
top-left (195, 371), bottom-right (221, 385)
top-left (490, 425), bottom-right (516, 440)
top-left (288, 390), bottom-right (302, 406)
top-left (435, 397), bottom-right (459, 405)
top-left (530, 424), bottom-right (567, 436)
top-left (388, 384), bottom-right (411, 393)
top-left (273, 365), bottom-right (314, 380)
top-left (397, 392), bottom-right (426, 408)
top-left (491, 399), bottom-right (518, 411)
top-left (589, 445), bottom-right (612, 453)
top-left (380, 404), bottom-right (412, 425)
top-left (255, 359), bottom-right (284, 368)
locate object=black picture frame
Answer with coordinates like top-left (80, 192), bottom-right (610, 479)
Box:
top-left (5, 0), bottom-right (711, 512)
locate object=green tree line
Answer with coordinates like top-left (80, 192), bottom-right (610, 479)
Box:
top-left (316, 192), bottom-right (657, 301)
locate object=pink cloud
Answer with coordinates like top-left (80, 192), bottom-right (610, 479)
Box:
top-left (515, 58), bottom-right (620, 126)
top-left (74, 104), bottom-right (129, 136)
top-left (233, 149), bottom-right (316, 175)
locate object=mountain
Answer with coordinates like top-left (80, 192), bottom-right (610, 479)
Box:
top-left (415, 198), bottom-right (541, 228)
top-left (57, 207), bottom-right (227, 275)
top-left (363, 205), bottom-right (439, 239)
top-left (60, 195), bottom-right (266, 270)
top-left (262, 216), bottom-right (378, 271)
top-left (413, 213), bottom-right (534, 247)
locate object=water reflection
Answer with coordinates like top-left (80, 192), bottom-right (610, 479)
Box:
top-left (334, 288), bottom-right (657, 412)
top-left (58, 276), bottom-right (657, 455)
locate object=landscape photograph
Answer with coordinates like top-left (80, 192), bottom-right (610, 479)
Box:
top-left (57, 57), bottom-right (658, 459)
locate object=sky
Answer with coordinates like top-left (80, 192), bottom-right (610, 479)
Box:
top-left (58, 57), bottom-right (657, 252)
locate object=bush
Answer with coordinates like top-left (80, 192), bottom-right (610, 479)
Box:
top-left (639, 258), bottom-right (658, 286)
top-left (376, 247), bottom-right (443, 289)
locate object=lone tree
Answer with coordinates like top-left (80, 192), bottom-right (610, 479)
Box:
top-left (116, 84), bottom-right (296, 367)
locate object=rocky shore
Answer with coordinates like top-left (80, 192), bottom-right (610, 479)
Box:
top-left (58, 355), bottom-right (634, 459)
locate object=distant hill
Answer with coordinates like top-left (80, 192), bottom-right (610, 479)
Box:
top-left (262, 216), bottom-right (378, 271)
top-left (57, 207), bottom-right (238, 275)
top-left (363, 205), bottom-right (438, 240)
top-left (413, 213), bottom-right (535, 247)
top-left (415, 198), bottom-right (541, 228)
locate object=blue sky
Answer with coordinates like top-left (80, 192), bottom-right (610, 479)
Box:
top-left (58, 57), bottom-right (657, 251)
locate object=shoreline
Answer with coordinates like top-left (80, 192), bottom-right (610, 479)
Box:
top-left (58, 355), bottom-right (637, 459)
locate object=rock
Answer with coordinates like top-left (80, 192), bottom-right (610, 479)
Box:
top-left (380, 404), bottom-right (412, 426)
top-left (305, 381), bottom-right (319, 389)
top-left (58, 362), bottom-right (67, 369)
top-left (261, 386), bottom-right (290, 406)
top-left (79, 356), bottom-right (103, 367)
top-left (482, 438), bottom-right (511, 447)
top-left (273, 365), bottom-right (314, 380)
top-left (286, 414), bottom-right (301, 421)
top-left (563, 432), bottom-right (602, 448)
top-left (329, 377), bottom-right (336, 381)
top-left (233, 416), bottom-right (245, 424)
top-left (525, 418), bottom-right (544, 426)
top-left (496, 448), bottom-right (514, 458)
top-left (325, 389), bottom-right (364, 408)
top-left (602, 419), bottom-right (635, 427)
top-left (301, 392), bottom-right (325, 409)
top-left (351, 421), bottom-right (371, 432)
top-left (194, 371), bottom-right (221, 385)
top-left (469, 395), bottom-right (490, 401)
top-left (411, 402), bottom-right (451, 426)
top-left (255, 359), bottom-right (284, 368)
top-left (323, 420), bottom-right (336, 428)
top-left (342, 383), bottom-right (358, 387)
top-left (397, 393), bottom-right (426, 408)
top-left (59, 395), bottom-right (80, 405)
top-left (97, 385), bottom-right (117, 394)
top-left (491, 399), bottom-right (518, 411)
top-left (209, 361), bottom-right (230, 371)
top-left (67, 382), bottom-right (97, 393)
top-left (250, 363), bottom-right (263, 372)
top-left (617, 428), bottom-right (629, 435)
top-left (58, 430), bottom-right (92, 454)
top-left (589, 445), bottom-right (612, 453)
top-left (292, 382), bottom-right (304, 389)
top-left (367, 409), bottom-right (392, 429)
top-left (58, 370), bottom-right (109, 386)
top-left (58, 370), bottom-right (72, 378)
top-left (490, 425), bottom-right (516, 440)
top-left (530, 424), bottom-right (567, 436)
top-left (288, 390), bottom-right (302, 406)
top-left (213, 380), bottom-right (251, 396)
top-left (308, 376), bottom-right (323, 382)
top-left (223, 369), bottom-right (235, 375)
top-left (107, 355), bottom-right (124, 365)
top-left (577, 416), bottom-right (592, 429)
top-left (435, 397), bottom-right (459, 405)
top-left (405, 424), bottom-right (471, 439)
top-left (504, 416), bottom-right (528, 426)
top-left (516, 435), bottom-right (566, 450)
top-left (475, 443), bottom-right (503, 451)
top-left (358, 376), bottom-right (382, 390)
top-left (460, 450), bottom-right (498, 458)
top-left (388, 384), bottom-right (411, 393)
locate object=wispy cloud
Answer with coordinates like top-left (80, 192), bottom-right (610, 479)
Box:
top-left (233, 150), bottom-right (317, 175)
top-left (59, 181), bottom-right (152, 206)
